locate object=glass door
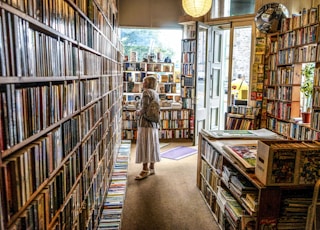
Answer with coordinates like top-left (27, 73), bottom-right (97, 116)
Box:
top-left (206, 26), bottom-right (225, 131)
top-left (194, 22), bottom-right (209, 145)
top-left (204, 21), bottom-right (253, 131)
top-left (230, 25), bottom-right (252, 104)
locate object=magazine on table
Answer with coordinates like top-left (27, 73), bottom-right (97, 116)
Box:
top-left (201, 128), bottom-right (281, 139)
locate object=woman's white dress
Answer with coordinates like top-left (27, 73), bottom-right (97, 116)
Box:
top-left (135, 89), bottom-right (160, 163)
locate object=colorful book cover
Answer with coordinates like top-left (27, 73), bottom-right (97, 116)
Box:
top-left (299, 148), bottom-right (320, 184)
top-left (271, 148), bottom-right (297, 184)
top-left (223, 144), bottom-right (257, 169)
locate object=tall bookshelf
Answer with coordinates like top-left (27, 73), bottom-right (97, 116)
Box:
top-left (313, 10), bottom-right (320, 139)
top-left (264, 7), bottom-right (320, 140)
top-left (0, 0), bottom-right (123, 229)
top-left (181, 22), bottom-right (196, 140)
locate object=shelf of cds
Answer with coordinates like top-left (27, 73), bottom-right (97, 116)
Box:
top-left (264, 6), bottom-right (320, 141)
top-left (122, 61), bottom-right (190, 140)
top-left (0, 0), bottom-right (123, 229)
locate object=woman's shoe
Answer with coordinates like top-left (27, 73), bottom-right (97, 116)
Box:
top-left (135, 170), bottom-right (150, 180)
top-left (149, 168), bottom-right (155, 175)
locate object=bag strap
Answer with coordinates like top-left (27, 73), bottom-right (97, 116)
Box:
top-left (145, 89), bottom-right (154, 101)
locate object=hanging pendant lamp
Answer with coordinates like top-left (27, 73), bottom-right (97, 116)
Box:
top-left (182, 0), bottom-right (212, 18)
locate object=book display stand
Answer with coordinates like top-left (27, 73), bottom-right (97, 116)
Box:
top-left (197, 130), bottom-right (320, 229)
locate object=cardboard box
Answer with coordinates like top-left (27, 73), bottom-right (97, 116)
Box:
top-left (255, 140), bottom-right (305, 186)
top-left (297, 142), bottom-right (320, 185)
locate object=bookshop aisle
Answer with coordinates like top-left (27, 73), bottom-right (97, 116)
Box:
top-left (120, 141), bottom-right (219, 230)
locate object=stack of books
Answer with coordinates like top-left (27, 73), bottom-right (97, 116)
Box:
top-left (277, 197), bottom-right (312, 229)
top-left (98, 141), bottom-right (131, 229)
top-left (225, 199), bottom-right (243, 229)
top-left (221, 165), bottom-right (237, 187)
top-left (229, 175), bottom-right (256, 200)
top-left (241, 193), bottom-right (259, 213)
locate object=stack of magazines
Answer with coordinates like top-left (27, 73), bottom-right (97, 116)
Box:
top-left (229, 174), bottom-right (256, 200)
top-left (221, 165), bottom-right (237, 187)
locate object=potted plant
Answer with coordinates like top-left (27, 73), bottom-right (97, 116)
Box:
top-left (300, 63), bottom-right (314, 123)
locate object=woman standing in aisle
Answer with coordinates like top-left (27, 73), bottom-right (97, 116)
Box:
top-left (135, 75), bottom-right (160, 180)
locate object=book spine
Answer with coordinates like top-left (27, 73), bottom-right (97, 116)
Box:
top-left (0, 93), bottom-right (6, 151)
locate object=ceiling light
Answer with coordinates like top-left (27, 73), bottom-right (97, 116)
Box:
top-left (182, 0), bottom-right (212, 18)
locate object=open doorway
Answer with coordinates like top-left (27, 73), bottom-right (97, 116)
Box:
top-left (206, 22), bottom-right (253, 130)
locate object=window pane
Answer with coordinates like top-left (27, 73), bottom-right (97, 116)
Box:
top-left (231, 26), bottom-right (252, 101)
top-left (211, 0), bottom-right (255, 19)
top-left (197, 27), bottom-right (207, 109)
top-left (120, 28), bottom-right (182, 70)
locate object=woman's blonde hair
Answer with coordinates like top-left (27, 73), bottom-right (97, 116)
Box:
top-left (143, 75), bottom-right (158, 90)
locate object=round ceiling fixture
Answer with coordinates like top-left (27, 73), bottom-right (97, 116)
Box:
top-left (255, 3), bottom-right (289, 33)
top-left (182, 0), bottom-right (212, 18)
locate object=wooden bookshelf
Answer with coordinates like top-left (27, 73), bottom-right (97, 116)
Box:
top-left (264, 7), bottom-right (320, 140)
top-left (312, 10), bottom-right (320, 137)
top-left (0, 0), bottom-right (123, 229)
top-left (180, 22), bottom-right (196, 140)
top-left (252, 36), bottom-right (266, 127)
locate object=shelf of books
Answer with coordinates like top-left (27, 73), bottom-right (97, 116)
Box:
top-left (197, 130), bottom-right (319, 229)
top-left (264, 6), bottom-right (320, 141)
top-left (122, 61), bottom-right (179, 105)
top-left (225, 114), bottom-right (257, 130)
top-left (0, 1), bottom-right (123, 229)
top-left (252, 35), bottom-right (267, 128)
top-left (122, 61), bottom-right (189, 140)
top-left (180, 22), bottom-right (196, 140)
top-left (122, 108), bottom-right (190, 140)
top-left (313, 64), bottom-right (320, 132)
top-left (225, 105), bottom-right (260, 130)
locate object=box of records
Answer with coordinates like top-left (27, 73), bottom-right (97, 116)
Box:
top-left (255, 140), bottom-right (320, 186)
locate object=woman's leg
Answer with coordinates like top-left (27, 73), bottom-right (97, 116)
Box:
top-left (135, 163), bottom-right (150, 180)
top-left (149, 162), bottom-right (155, 175)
